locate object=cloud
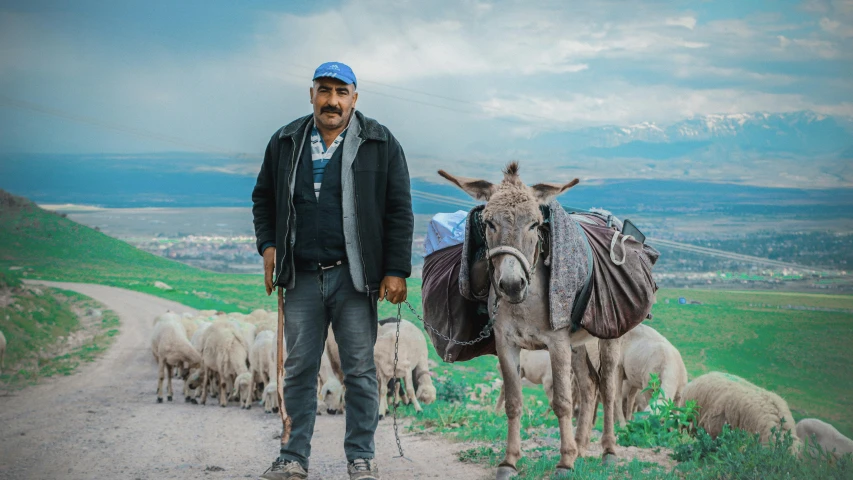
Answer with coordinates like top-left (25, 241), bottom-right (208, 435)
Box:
top-left (479, 85), bottom-right (853, 129)
top-left (666, 16), bottom-right (697, 30)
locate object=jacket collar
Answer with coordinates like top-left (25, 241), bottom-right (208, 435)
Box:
top-left (279, 110), bottom-right (386, 141)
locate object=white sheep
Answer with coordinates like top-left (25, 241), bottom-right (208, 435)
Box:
top-left (199, 321), bottom-right (250, 407)
top-left (227, 318), bottom-right (257, 346)
top-left (150, 318), bottom-right (202, 403)
top-left (318, 348), bottom-right (344, 414)
top-left (0, 329), bottom-right (6, 374)
top-left (617, 324), bottom-right (688, 423)
top-left (682, 372), bottom-right (799, 445)
top-left (374, 319), bottom-right (433, 417)
top-left (263, 380), bottom-right (279, 414)
top-left (184, 321), bottom-right (214, 403)
top-left (494, 349), bottom-right (553, 412)
top-left (250, 330), bottom-right (276, 398)
top-left (152, 311), bottom-right (182, 326)
top-left (796, 418), bottom-right (853, 459)
top-left (231, 371), bottom-right (254, 409)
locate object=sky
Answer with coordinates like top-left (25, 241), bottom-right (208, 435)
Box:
top-left (0, 0), bottom-right (851, 167)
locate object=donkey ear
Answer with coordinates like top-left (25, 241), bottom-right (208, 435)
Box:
top-left (437, 170), bottom-right (497, 201)
top-left (530, 178), bottom-right (579, 204)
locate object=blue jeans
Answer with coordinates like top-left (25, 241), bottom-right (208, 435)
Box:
top-left (279, 266), bottom-right (379, 469)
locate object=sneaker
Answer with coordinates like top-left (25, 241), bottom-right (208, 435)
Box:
top-left (259, 458), bottom-right (308, 480)
top-left (347, 458), bottom-right (379, 480)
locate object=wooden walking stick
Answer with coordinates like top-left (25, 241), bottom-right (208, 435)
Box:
top-left (277, 287), bottom-right (292, 445)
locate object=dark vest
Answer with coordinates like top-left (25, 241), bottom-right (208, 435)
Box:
top-left (293, 138), bottom-right (347, 267)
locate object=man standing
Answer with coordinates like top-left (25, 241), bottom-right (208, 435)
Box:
top-left (252, 62), bottom-right (413, 480)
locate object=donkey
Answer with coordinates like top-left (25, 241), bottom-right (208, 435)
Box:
top-left (439, 162), bottom-right (621, 479)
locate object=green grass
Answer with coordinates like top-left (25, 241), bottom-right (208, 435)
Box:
top-left (0, 271), bottom-right (120, 387)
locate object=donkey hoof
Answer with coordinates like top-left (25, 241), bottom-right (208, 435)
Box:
top-left (246, 405), bottom-right (251, 410)
top-left (602, 453), bottom-right (617, 466)
top-left (167, 396), bottom-right (172, 402)
top-left (496, 465), bottom-right (517, 480)
top-left (272, 407), bottom-right (279, 413)
top-left (184, 396), bottom-right (191, 403)
top-left (191, 398), bottom-right (198, 405)
top-left (156, 397), bottom-right (163, 404)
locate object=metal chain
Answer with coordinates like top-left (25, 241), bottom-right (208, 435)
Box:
top-left (403, 298), bottom-right (498, 346)
top-left (391, 303), bottom-right (406, 459)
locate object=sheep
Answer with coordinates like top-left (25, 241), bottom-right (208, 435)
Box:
top-left (263, 380), bottom-right (279, 414)
top-left (796, 418), bottom-right (853, 459)
top-left (183, 321), bottom-right (214, 403)
top-left (227, 318), bottom-right (257, 346)
top-left (318, 349), bottom-right (344, 414)
top-left (150, 318), bottom-right (202, 403)
top-left (617, 324), bottom-right (688, 423)
top-left (199, 321), bottom-right (250, 407)
top-left (152, 311), bottom-right (182, 326)
top-left (495, 349), bottom-right (553, 412)
top-left (374, 319), bottom-right (432, 417)
top-left (682, 372), bottom-right (799, 445)
top-left (231, 371), bottom-right (254, 409)
top-left (0, 329), bottom-right (6, 374)
top-left (250, 330), bottom-right (276, 399)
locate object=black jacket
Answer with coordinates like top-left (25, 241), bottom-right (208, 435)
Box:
top-left (251, 111), bottom-right (414, 293)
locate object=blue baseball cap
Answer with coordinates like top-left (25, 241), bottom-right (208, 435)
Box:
top-left (312, 61), bottom-right (357, 89)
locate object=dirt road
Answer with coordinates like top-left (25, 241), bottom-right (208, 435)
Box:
top-left (0, 282), bottom-right (487, 480)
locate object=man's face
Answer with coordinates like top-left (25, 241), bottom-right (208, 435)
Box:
top-left (310, 78), bottom-right (358, 131)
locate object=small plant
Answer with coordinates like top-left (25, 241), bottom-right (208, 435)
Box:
top-left (435, 376), bottom-right (468, 403)
top-left (673, 423), bottom-right (853, 479)
top-left (616, 373), bottom-right (698, 449)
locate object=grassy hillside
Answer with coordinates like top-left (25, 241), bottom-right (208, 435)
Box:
top-left (0, 190), bottom-right (277, 313)
top-left (0, 272), bottom-right (120, 387)
top-left (2, 189), bottom-right (852, 476)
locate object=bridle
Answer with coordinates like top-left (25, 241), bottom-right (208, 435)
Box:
top-left (482, 220), bottom-right (546, 303)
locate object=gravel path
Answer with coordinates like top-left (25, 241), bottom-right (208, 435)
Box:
top-left (0, 282), bottom-right (487, 480)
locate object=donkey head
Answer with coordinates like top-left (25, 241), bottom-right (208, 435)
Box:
top-left (439, 162), bottom-right (578, 303)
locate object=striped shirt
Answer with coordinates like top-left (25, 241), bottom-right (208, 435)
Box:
top-left (309, 126), bottom-right (347, 199)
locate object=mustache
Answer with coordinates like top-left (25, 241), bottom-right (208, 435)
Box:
top-left (321, 106), bottom-right (343, 115)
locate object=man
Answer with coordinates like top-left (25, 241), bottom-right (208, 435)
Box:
top-left (252, 61), bottom-right (414, 480)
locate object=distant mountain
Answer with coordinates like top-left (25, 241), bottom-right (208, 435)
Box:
top-left (457, 111), bottom-right (853, 188)
top-left (543, 111), bottom-right (853, 153)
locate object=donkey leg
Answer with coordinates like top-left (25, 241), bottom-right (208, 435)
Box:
top-left (549, 342), bottom-right (579, 471)
top-left (571, 345), bottom-right (597, 454)
top-left (599, 339), bottom-right (621, 462)
top-left (496, 341), bottom-right (523, 479)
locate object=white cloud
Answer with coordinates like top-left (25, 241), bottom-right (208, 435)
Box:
top-left (666, 16), bottom-right (697, 30)
top-left (479, 86), bottom-right (853, 129)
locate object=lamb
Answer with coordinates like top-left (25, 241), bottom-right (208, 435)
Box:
top-left (150, 318), bottom-right (202, 403)
top-left (250, 330), bottom-right (276, 398)
top-left (617, 324), bottom-right (688, 423)
top-left (184, 321), bottom-right (213, 402)
top-left (495, 349), bottom-right (553, 412)
top-left (231, 371), bottom-right (254, 409)
top-left (152, 311), bottom-right (182, 326)
top-left (682, 372), bottom-right (799, 445)
top-left (200, 320), bottom-right (251, 407)
top-left (796, 418), bottom-right (853, 459)
top-left (318, 349), bottom-right (344, 414)
top-left (374, 319), bottom-right (433, 417)
top-left (0, 329), bottom-right (6, 374)
top-left (227, 318), bottom-right (257, 346)
top-left (263, 380), bottom-right (279, 414)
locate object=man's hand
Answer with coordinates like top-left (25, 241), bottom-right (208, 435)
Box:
top-left (263, 246), bottom-right (276, 296)
top-left (379, 276), bottom-right (407, 304)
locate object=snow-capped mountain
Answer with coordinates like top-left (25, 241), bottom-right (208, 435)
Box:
top-left (562, 111), bottom-right (852, 153)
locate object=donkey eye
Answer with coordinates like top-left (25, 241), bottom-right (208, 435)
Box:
top-left (529, 222), bottom-right (540, 231)
top-left (485, 220), bottom-right (497, 231)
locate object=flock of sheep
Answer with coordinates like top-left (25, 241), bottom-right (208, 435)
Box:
top-left (499, 322), bottom-right (853, 459)
top-left (148, 309), bottom-right (852, 460)
top-left (149, 310), bottom-right (437, 420)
